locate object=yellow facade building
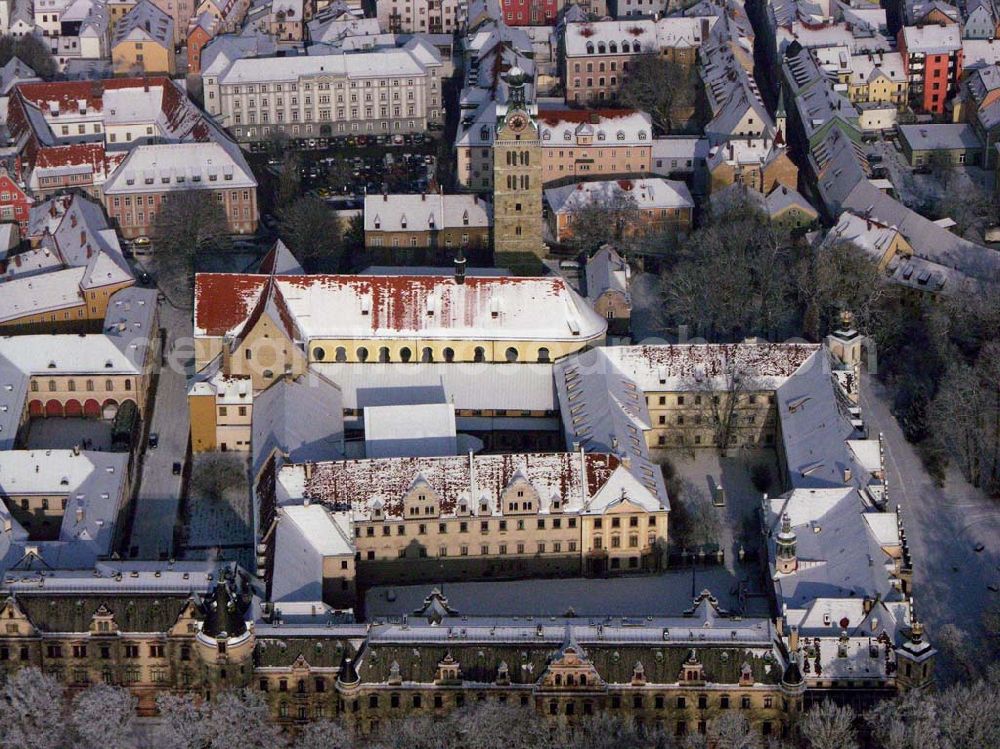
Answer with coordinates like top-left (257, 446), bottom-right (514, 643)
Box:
top-left (111, 0), bottom-right (176, 75)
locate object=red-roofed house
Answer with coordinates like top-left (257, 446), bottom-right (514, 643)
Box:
top-left (0, 168), bottom-right (33, 230)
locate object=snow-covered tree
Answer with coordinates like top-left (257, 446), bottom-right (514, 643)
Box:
top-left (800, 702), bottom-right (857, 749)
top-left (155, 693), bottom-right (214, 749)
top-left (710, 713), bottom-right (761, 749)
top-left (70, 683), bottom-right (137, 749)
top-left (293, 719), bottom-right (353, 749)
top-left (0, 667), bottom-right (67, 749)
top-left (210, 689), bottom-right (286, 749)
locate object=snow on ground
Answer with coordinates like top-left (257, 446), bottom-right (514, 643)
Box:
top-left (861, 372), bottom-right (1000, 684)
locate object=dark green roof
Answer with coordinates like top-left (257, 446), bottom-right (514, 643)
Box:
top-left (16, 594), bottom-right (192, 633)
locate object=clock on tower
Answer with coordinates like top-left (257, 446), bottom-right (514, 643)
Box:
top-left (492, 67), bottom-right (544, 275)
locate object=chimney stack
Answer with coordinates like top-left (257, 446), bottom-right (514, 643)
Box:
top-left (453, 246), bottom-right (466, 285)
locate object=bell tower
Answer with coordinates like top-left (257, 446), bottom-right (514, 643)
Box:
top-left (492, 67), bottom-right (544, 275)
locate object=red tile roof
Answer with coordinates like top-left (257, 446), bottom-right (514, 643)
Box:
top-left (539, 108), bottom-right (640, 126)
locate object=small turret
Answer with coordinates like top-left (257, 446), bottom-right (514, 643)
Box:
top-left (895, 617), bottom-right (936, 692)
top-left (776, 513), bottom-right (798, 574)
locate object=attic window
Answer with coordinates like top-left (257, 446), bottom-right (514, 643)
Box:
top-left (144, 178), bottom-right (154, 185)
top-left (597, 131), bottom-right (606, 141)
top-left (48, 361), bottom-right (56, 368)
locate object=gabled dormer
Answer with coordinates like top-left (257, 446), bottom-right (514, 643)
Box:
top-left (0, 596), bottom-right (35, 637)
top-left (540, 634), bottom-right (603, 690)
top-left (168, 598), bottom-right (202, 637)
top-left (90, 603), bottom-right (118, 636)
top-left (402, 474), bottom-right (440, 518)
top-left (501, 470), bottom-right (539, 515)
top-left (435, 651), bottom-right (461, 684)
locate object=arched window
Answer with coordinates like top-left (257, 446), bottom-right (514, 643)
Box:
top-left (638, 130), bottom-right (647, 140)
top-left (555, 674), bottom-right (562, 685)
top-left (586, 42), bottom-right (594, 53)
top-left (421, 347), bottom-right (433, 363)
top-left (357, 347), bottom-right (369, 362)
top-left (505, 347), bottom-right (519, 362)
top-left (335, 347), bottom-right (347, 362)
top-left (610, 41), bottom-right (617, 52)
top-left (379, 347), bottom-right (390, 363)
top-left (597, 42), bottom-right (605, 53)
top-left (399, 347), bottom-right (412, 363)
top-left (580, 674), bottom-right (587, 685)
top-left (537, 348), bottom-right (550, 363)
top-left (617, 130), bottom-right (625, 141)
top-left (443, 347), bottom-right (455, 362)
top-left (474, 347), bottom-right (486, 362)
top-left (313, 346), bottom-right (325, 361)
top-left (633, 41), bottom-right (641, 52)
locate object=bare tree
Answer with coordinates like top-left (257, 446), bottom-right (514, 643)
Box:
top-left (155, 693), bottom-right (214, 749)
top-left (658, 199), bottom-right (798, 341)
top-left (276, 151), bottom-right (303, 211)
top-left (566, 189), bottom-right (640, 252)
top-left (709, 713), bottom-right (761, 749)
top-left (294, 719), bottom-right (354, 749)
top-left (0, 667), bottom-right (67, 749)
top-left (459, 702), bottom-right (555, 749)
top-left (279, 196), bottom-right (345, 272)
top-left (371, 715), bottom-right (454, 749)
top-left (619, 54), bottom-right (700, 134)
top-left (670, 478), bottom-right (721, 550)
top-left (191, 452), bottom-right (246, 502)
top-left (209, 689), bottom-right (286, 749)
top-left (152, 190), bottom-right (231, 296)
top-left (70, 683), bottom-right (137, 749)
top-left (799, 701), bottom-right (857, 749)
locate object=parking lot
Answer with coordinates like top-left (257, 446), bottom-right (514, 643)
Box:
top-left (297, 150), bottom-right (437, 197)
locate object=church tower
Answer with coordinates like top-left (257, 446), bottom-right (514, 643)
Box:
top-left (492, 68), bottom-right (544, 275)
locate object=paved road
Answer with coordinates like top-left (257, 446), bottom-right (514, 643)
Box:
top-left (861, 371), bottom-right (1000, 683)
top-left (128, 298), bottom-right (192, 560)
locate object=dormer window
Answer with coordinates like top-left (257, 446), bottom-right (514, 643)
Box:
top-left (638, 131), bottom-right (647, 140)
top-left (563, 130), bottom-right (571, 141)
top-left (617, 131), bottom-right (625, 141)
top-left (462, 211), bottom-right (469, 226)
top-left (597, 131), bottom-right (606, 141)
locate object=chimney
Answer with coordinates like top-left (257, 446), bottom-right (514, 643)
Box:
top-left (421, 193), bottom-right (426, 201)
top-left (453, 246), bottom-right (466, 285)
top-left (383, 193), bottom-right (388, 201)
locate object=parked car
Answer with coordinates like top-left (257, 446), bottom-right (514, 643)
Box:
top-left (172, 462), bottom-right (182, 475)
top-left (148, 433), bottom-right (159, 449)
top-left (132, 236), bottom-right (153, 256)
top-left (138, 271), bottom-right (153, 286)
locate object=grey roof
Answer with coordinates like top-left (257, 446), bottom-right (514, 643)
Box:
top-left (765, 184), bottom-right (818, 218)
top-left (897, 123), bottom-right (982, 152)
top-left (585, 245), bottom-right (629, 303)
top-left (251, 373), bottom-right (345, 479)
top-left (842, 179), bottom-right (1000, 289)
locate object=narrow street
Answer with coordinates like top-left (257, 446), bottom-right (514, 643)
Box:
top-left (127, 295), bottom-right (193, 560)
top-left (861, 371), bottom-right (1000, 683)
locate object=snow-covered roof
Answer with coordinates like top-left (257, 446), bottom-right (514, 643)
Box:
top-left (364, 403), bottom-right (458, 458)
top-left (279, 450), bottom-right (663, 521)
top-left (194, 273), bottom-right (608, 344)
top-left (585, 245), bottom-right (629, 303)
top-left (901, 23), bottom-right (961, 54)
top-left (765, 184), bottom-right (817, 218)
top-left (102, 141), bottom-right (257, 194)
top-left (545, 178), bottom-right (694, 216)
top-left (898, 123), bottom-right (982, 151)
top-left (363, 193), bottom-right (491, 233)
top-left (846, 51), bottom-right (905, 86)
top-left (311, 362), bottom-right (558, 414)
top-left (0, 449), bottom-right (130, 572)
top-left (270, 504), bottom-right (353, 603)
top-left (217, 45), bottom-right (441, 84)
top-left (538, 109), bottom-right (651, 145)
top-left (250, 372), bottom-right (345, 478)
top-left (564, 17), bottom-right (716, 57)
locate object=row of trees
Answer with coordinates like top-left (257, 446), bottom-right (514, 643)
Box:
top-left (3, 666), bottom-right (1000, 749)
